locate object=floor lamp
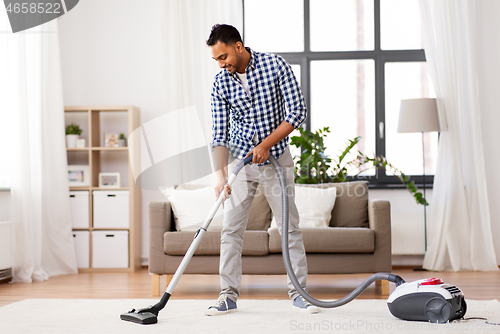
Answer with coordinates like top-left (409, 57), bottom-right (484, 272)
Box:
top-left (397, 98), bottom-right (441, 253)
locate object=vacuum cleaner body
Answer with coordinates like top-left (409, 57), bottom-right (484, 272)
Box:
top-left (387, 278), bottom-right (466, 323)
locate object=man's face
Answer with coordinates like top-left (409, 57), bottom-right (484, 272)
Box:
top-left (211, 41), bottom-right (241, 74)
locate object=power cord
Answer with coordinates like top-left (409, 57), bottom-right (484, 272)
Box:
top-left (461, 317), bottom-right (500, 326)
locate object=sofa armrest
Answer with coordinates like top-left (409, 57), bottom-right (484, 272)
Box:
top-left (367, 199), bottom-right (392, 269)
top-left (148, 201), bottom-right (172, 274)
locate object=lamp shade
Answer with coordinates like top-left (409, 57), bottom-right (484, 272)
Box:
top-left (397, 98), bottom-right (441, 133)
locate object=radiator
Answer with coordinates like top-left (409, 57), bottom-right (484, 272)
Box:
top-left (0, 268), bottom-right (12, 282)
top-left (391, 213), bottom-right (426, 255)
top-left (0, 221), bottom-right (12, 282)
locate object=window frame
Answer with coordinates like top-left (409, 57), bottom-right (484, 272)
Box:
top-left (243, 0), bottom-right (433, 188)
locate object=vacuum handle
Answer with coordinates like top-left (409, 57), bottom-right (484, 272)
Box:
top-left (232, 154), bottom-right (254, 175)
top-left (242, 154), bottom-right (254, 166)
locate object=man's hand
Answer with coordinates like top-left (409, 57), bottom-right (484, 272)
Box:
top-left (245, 121), bottom-right (295, 164)
top-left (244, 144), bottom-right (270, 164)
top-left (215, 176), bottom-right (231, 201)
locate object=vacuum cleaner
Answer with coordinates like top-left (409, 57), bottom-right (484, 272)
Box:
top-left (120, 154), bottom-right (467, 325)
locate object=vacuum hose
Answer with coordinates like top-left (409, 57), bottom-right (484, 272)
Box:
top-left (267, 155), bottom-right (405, 308)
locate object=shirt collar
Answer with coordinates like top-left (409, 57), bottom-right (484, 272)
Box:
top-left (231, 47), bottom-right (256, 79)
top-left (246, 47), bottom-right (256, 71)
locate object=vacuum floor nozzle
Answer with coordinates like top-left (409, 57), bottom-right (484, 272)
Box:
top-left (121, 292), bottom-right (171, 325)
top-left (120, 309), bottom-right (158, 325)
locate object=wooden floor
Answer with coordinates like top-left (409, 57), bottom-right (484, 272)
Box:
top-left (1, 267), bottom-right (499, 307)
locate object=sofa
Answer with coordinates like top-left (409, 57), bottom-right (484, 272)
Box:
top-left (148, 181), bottom-right (392, 296)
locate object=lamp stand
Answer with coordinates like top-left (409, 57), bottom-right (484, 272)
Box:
top-left (422, 131), bottom-right (427, 253)
top-left (414, 132), bottom-right (428, 272)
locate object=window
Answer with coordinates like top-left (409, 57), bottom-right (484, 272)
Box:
top-left (244, 0), bottom-right (436, 186)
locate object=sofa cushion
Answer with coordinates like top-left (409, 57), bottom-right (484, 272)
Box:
top-left (268, 227), bottom-right (374, 254)
top-left (271, 186), bottom-right (337, 229)
top-left (164, 230), bottom-right (269, 256)
top-left (297, 181), bottom-right (369, 228)
top-left (174, 184), bottom-right (272, 231)
top-left (160, 186), bottom-right (224, 231)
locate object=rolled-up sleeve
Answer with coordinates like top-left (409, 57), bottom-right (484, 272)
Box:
top-left (211, 79), bottom-right (230, 150)
top-left (277, 57), bottom-right (307, 129)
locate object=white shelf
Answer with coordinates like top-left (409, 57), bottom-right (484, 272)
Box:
top-left (65, 105), bottom-right (142, 272)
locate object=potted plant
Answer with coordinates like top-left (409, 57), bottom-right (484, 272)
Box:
top-left (65, 123), bottom-right (83, 148)
top-left (290, 127), bottom-right (428, 206)
top-left (118, 133), bottom-right (127, 147)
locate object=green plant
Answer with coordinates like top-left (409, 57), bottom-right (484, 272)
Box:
top-left (290, 127), bottom-right (332, 184)
top-left (119, 133), bottom-right (126, 140)
top-left (290, 127), bottom-right (428, 206)
top-left (65, 123), bottom-right (82, 135)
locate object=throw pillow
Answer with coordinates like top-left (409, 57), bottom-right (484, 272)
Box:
top-left (297, 181), bottom-right (369, 228)
top-left (176, 183), bottom-right (272, 231)
top-left (270, 185), bottom-right (337, 229)
top-left (160, 186), bottom-right (224, 231)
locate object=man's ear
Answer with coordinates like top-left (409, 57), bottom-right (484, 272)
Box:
top-left (235, 41), bottom-right (244, 53)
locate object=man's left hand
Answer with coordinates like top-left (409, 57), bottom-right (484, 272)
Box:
top-left (244, 145), bottom-right (270, 164)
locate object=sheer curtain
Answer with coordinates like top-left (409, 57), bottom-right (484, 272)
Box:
top-left (161, 0), bottom-right (243, 140)
top-left (0, 14), bottom-right (77, 282)
top-left (157, 0), bottom-right (243, 186)
top-left (419, 0), bottom-right (499, 271)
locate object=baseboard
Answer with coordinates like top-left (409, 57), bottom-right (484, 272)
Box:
top-left (392, 255), bottom-right (424, 268)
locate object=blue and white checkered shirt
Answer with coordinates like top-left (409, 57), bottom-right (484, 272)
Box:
top-left (211, 48), bottom-right (307, 162)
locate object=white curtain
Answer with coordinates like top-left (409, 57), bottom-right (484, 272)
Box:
top-left (0, 16), bottom-right (78, 282)
top-left (155, 0), bottom-right (243, 186)
top-left (419, 0), bottom-right (499, 271)
top-left (158, 0), bottom-right (243, 185)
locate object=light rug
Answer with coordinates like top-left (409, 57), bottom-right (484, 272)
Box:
top-left (0, 299), bottom-right (499, 334)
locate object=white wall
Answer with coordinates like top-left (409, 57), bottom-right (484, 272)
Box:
top-left (476, 0), bottom-right (500, 266)
top-left (58, 0), bottom-right (168, 264)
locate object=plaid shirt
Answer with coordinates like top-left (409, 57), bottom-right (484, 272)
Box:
top-left (211, 48), bottom-right (307, 162)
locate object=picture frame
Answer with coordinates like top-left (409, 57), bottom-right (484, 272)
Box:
top-left (98, 172), bottom-right (121, 188)
top-left (68, 165), bottom-right (90, 186)
top-left (104, 133), bottom-right (119, 147)
top-left (76, 138), bottom-right (86, 148)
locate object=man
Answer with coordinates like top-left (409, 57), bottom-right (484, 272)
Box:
top-left (205, 24), bottom-right (319, 315)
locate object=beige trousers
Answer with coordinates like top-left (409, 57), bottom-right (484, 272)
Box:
top-left (219, 147), bottom-right (308, 302)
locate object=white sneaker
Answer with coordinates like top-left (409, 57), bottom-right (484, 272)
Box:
top-left (293, 296), bottom-right (320, 314)
top-left (204, 295), bottom-right (238, 316)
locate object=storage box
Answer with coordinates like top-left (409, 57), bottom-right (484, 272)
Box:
top-left (72, 231), bottom-right (90, 268)
top-left (93, 190), bottom-right (129, 228)
top-left (91, 230), bottom-right (129, 268)
top-left (69, 191), bottom-right (89, 229)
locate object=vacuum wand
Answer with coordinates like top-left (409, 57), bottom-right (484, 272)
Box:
top-left (120, 155), bottom-right (254, 325)
top-left (164, 154), bottom-right (254, 296)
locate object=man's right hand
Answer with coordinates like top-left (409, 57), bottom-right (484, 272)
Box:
top-left (215, 177), bottom-right (231, 201)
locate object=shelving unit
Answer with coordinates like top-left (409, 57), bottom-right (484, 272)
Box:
top-left (65, 105), bottom-right (142, 272)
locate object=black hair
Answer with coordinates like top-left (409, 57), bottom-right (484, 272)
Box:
top-left (206, 24), bottom-right (243, 46)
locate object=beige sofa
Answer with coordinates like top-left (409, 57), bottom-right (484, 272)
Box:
top-left (148, 181), bottom-right (392, 296)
